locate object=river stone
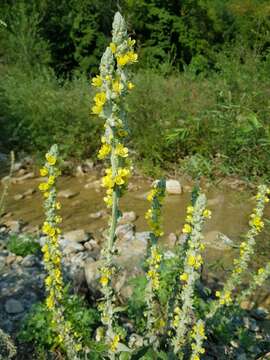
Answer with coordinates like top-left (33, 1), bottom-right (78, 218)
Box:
top-left (166, 179), bottom-right (182, 195)
top-left (134, 231), bottom-right (150, 244)
top-left (12, 172), bottom-right (35, 183)
top-left (85, 236), bottom-right (146, 297)
top-left (89, 210), bottom-right (107, 219)
top-left (115, 224), bottom-right (135, 241)
top-left (119, 211), bottom-right (137, 225)
top-left (5, 299), bottom-right (24, 314)
top-left (5, 254), bottom-right (17, 266)
top-left (4, 220), bottom-right (21, 233)
top-left (21, 254), bottom-right (37, 267)
top-left (58, 189), bottom-right (79, 199)
top-left (203, 230), bottom-right (233, 250)
top-left (63, 229), bottom-right (89, 243)
top-left (60, 240), bottom-right (84, 254)
top-left (84, 180), bottom-right (101, 189)
top-left (14, 194), bottom-right (24, 201)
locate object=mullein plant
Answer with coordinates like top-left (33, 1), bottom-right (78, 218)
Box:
top-left (144, 179), bottom-right (166, 345)
top-left (91, 12), bottom-right (137, 357)
top-left (171, 193), bottom-right (211, 358)
top-left (209, 185), bottom-right (270, 317)
top-left (39, 145), bottom-right (82, 359)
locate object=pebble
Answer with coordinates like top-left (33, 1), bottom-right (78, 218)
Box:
top-left (58, 189), bottom-right (79, 199)
top-left (4, 299), bottom-right (24, 314)
top-left (63, 229), bottom-right (90, 243)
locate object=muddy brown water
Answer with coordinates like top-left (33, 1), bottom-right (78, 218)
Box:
top-left (1, 168), bottom-right (270, 308)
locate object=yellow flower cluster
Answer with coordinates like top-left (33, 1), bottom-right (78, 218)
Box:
top-left (145, 180), bottom-right (166, 238)
top-left (210, 185), bottom-right (270, 315)
top-left (102, 167), bottom-right (131, 207)
top-left (99, 266), bottom-right (114, 287)
top-left (110, 334), bottom-right (120, 352)
top-left (39, 145), bottom-right (81, 359)
top-left (146, 246), bottom-right (162, 290)
top-left (39, 148), bottom-right (64, 310)
top-left (92, 91), bottom-right (107, 115)
top-left (215, 290), bottom-right (232, 305)
top-left (190, 321), bottom-right (207, 360)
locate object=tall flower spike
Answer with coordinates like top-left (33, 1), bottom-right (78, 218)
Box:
top-left (39, 145), bottom-right (82, 359)
top-left (236, 263), bottom-right (270, 305)
top-left (144, 179), bottom-right (166, 344)
top-left (172, 193), bottom-right (209, 356)
top-left (209, 185), bottom-right (269, 318)
top-left (91, 12), bottom-right (137, 357)
top-left (190, 320), bottom-right (207, 360)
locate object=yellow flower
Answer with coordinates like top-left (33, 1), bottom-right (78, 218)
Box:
top-left (100, 275), bottom-right (109, 286)
top-left (94, 92), bottom-right (106, 106)
top-left (127, 82), bottom-right (135, 90)
top-left (203, 209), bottom-right (212, 218)
top-left (40, 167), bottom-right (48, 177)
top-left (91, 75), bottom-right (103, 87)
top-left (183, 223), bottom-right (192, 234)
top-left (43, 192), bottom-right (50, 198)
top-left (48, 175), bottom-right (55, 186)
top-left (112, 79), bottom-right (123, 94)
top-left (187, 255), bottom-right (196, 267)
top-left (98, 143), bottom-right (111, 159)
top-left (258, 268), bottom-right (265, 275)
top-left (39, 182), bottom-right (49, 192)
top-left (187, 206), bottom-right (194, 214)
top-left (115, 143), bottom-right (128, 157)
top-left (127, 37), bottom-right (136, 46)
top-left (215, 291), bottom-right (221, 298)
top-left (55, 215), bottom-right (62, 224)
top-left (110, 334), bottom-right (120, 352)
top-left (110, 42), bottom-right (117, 53)
top-left (45, 153), bottom-right (57, 166)
top-left (92, 104), bottom-right (103, 115)
top-left (117, 54), bottom-right (129, 66)
top-left (180, 273), bottom-right (188, 282)
top-left (250, 215), bottom-right (264, 231)
top-left (55, 202), bottom-right (61, 210)
top-left (46, 295), bottom-right (54, 309)
top-left (127, 51), bottom-right (138, 63)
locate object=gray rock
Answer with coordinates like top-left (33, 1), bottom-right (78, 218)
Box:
top-left (84, 239), bottom-right (99, 252)
top-left (203, 231), bottom-right (234, 250)
top-left (5, 255), bottom-right (17, 266)
top-left (84, 180), bottom-right (101, 189)
top-left (134, 232), bottom-right (150, 244)
top-left (58, 189), bottom-right (79, 199)
top-left (14, 194), bottom-right (24, 201)
top-left (166, 179), bottom-right (182, 195)
top-left (5, 299), bottom-right (24, 314)
top-left (63, 229), bottom-right (89, 243)
top-left (4, 220), bottom-right (21, 233)
top-left (89, 210), bottom-right (107, 219)
top-left (60, 240), bottom-right (84, 254)
top-left (116, 224), bottom-right (135, 241)
top-left (119, 211), bottom-right (137, 225)
top-left (11, 172), bottom-right (35, 183)
top-left (21, 254), bottom-right (37, 267)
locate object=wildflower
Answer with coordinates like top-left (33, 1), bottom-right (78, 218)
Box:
top-left (39, 182), bottom-right (49, 192)
top-left (40, 167), bottom-right (48, 177)
top-left (183, 223), bottom-right (192, 234)
top-left (203, 209), bottom-right (212, 218)
top-left (92, 11), bottom-right (137, 351)
top-left (115, 143), bottom-right (128, 157)
top-left (45, 153), bottom-right (57, 166)
top-left (91, 75), bottom-right (103, 87)
top-left (98, 143), bottom-right (111, 159)
top-left (172, 194), bottom-right (209, 355)
top-left (109, 42), bottom-right (117, 53)
top-left (127, 82), bottom-right (135, 90)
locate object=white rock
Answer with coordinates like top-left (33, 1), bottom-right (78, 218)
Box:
top-left (60, 240), bottom-right (84, 254)
top-left (115, 224), bottom-right (135, 241)
top-left (63, 229), bottom-right (89, 243)
top-left (119, 211), bottom-right (137, 225)
top-left (166, 179), bottom-right (182, 195)
top-left (58, 189), bottom-right (79, 199)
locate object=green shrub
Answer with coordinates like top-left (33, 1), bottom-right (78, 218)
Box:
top-left (20, 292), bottom-right (105, 359)
top-left (6, 234), bottom-right (40, 257)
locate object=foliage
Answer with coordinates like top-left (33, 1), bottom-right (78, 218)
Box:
top-left (20, 292), bottom-right (103, 359)
top-left (0, 66), bottom-right (101, 161)
top-left (6, 234), bottom-right (40, 257)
